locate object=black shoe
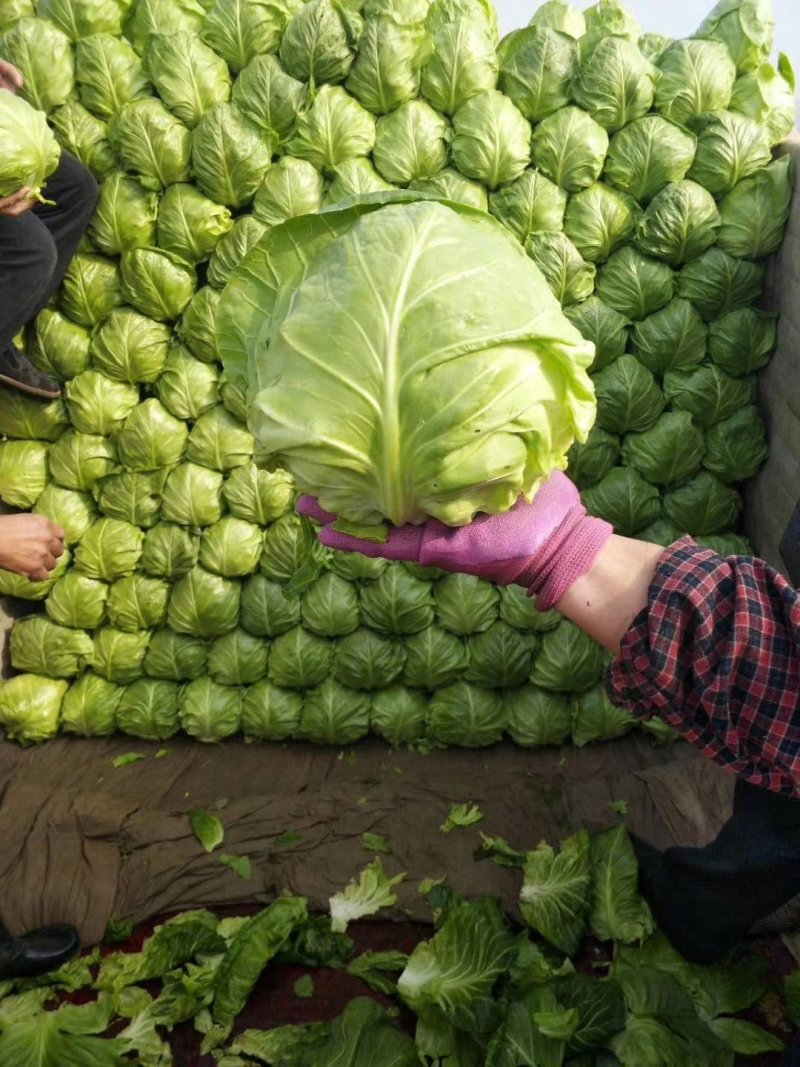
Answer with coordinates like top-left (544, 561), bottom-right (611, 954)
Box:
top-left (0, 344), bottom-right (61, 399)
top-left (0, 923), bottom-right (80, 980)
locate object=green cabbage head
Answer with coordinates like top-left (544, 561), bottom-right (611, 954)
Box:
top-left (0, 90), bottom-right (61, 200)
top-left (229, 198), bottom-right (595, 527)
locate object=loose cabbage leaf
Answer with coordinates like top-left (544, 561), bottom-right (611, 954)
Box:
top-left (519, 831), bottom-right (591, 956)
top-left (398, 897), bottom-right (516, 1031)
top-left (329, 858), bottom-right (405, 932)
top-left (590, 826), bottom-right (654, 943)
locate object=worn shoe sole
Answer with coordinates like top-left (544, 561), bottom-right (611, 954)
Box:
top-left (0, 370), bottom-right (61, 399)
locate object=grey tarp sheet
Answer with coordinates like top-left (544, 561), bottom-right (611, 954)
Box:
top-left (0, 732), bottom-right (734, 946)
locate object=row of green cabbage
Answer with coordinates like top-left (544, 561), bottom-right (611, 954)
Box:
top-left (0, 666), bottom-right (649, 749)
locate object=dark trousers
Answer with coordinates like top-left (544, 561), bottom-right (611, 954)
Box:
top-left (0, 151), bottom-right (98, 353)
top-left (637, 776), bottom-right (800, 963)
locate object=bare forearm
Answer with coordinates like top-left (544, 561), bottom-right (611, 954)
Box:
top-left (553, 535), bottom-right (665, 654)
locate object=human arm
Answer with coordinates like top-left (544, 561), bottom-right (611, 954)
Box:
top-left (299, 474), bottom-right (657, 654)
top-left (553, 535), bottom-right (664, 653)
top-left (299, 476), bottom-right (800, 791)
top-left (0, 514), bottom-right (65, 580)
top-left (0, 186), bottom-right (35, 217)
top-left (0, 58), bottom-right (23, 93)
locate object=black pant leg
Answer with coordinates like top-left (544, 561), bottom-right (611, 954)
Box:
top-left (635, 778), bottom-right (800, 962)
top-left (0, 211), bottom-right (58, 352)
top-left (32, 150), bottom-right (98, 295)
top-left (0, 151), bottom-right (98, 353)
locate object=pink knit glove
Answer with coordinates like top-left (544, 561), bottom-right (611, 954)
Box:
top-left (297, 471), bottom-right (613, 611)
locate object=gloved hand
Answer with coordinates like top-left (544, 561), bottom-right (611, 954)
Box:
top-left (297, 471), bottom-right (613, 611)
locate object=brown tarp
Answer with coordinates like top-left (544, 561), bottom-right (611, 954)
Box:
top-left (0, 731), bottom-right (737, 946)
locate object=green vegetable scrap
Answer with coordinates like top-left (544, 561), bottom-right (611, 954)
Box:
top-left (441, 802), bottom-right (485, 832)
top-left (329, 858), bottom-right (406, 933)
top-left (293, 974), bottom-right (315, 999)
top-left (190, 809), bottom-right (225, 854)
top-left (112, 752), bottom-right (145, 769)
top-left (362, 832), bottom-right (391, 854)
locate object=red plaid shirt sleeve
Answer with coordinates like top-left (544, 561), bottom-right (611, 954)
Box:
top-left (607, 537), bottom-right (800, 796)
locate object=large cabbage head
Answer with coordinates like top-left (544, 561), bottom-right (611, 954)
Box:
top-left (76, 33), bottom-right (150, 120)
top-left (190, 102), bottom-right (274, 208)
top-left (729, 54), bottom-right (796, 146)
top-left (0, 675), bottom-right (68, 745)
top-left (497, 25), bottom-right (577, 122)
top-left (687, 110), bottom-right (771, 197)
top-left (109, 97), bottom-right (191, 190)
top-left (225, 198), bottom-right (595, 527)
top-left (143, 31), bottom-right (231, 129)
top-left (0, 90), bottom-right (61, 200)
top-left (654, 39), bottom-right (737, 128)
top-left (529, 0), bottom-right (585, 38)
top-left (0, 17), bottom-right (74, 113)
top-left (37, 0), bottom-right (128, 40)
top-left (695, 0), bottom-right (774, 74)
top-left (572, 37), bottom-right (657, 132)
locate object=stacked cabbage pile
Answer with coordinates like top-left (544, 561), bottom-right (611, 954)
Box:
top-left (0, 0), bottom-right (794, 749)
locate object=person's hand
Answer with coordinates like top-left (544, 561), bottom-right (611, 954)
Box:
top-left (0, 59), bottom-right (23, 93)
top-left (0, 187), bottom-right (35, 217)
top-left (0, 514), bottom-right (65, 581)
top-left (297, 471), bottom-right (613, 610)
